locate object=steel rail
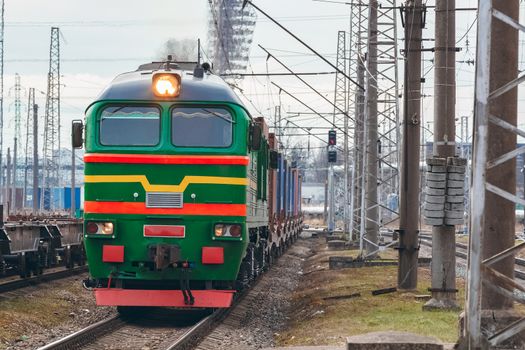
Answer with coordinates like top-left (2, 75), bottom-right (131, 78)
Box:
top-left (37, 315), bottom-right (123, 350)
top-left (383, 231), bottom-right (525, 279)
top-left (37, 238), bottom-right (291, 350)
top-left (0, 265), bottom-right (88, 293)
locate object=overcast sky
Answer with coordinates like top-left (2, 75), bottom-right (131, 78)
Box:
top-left (1, 0), bottom-right (516, 153)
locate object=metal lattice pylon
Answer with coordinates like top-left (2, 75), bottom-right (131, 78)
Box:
top-left (375, 0), bottom-right (400, 225)
top-left (12, 73), bottom-right (21, 210)
top-left (41, 27), bottom-right (60, 211)
top-left (348, 0), bottom-right (368, 241)
top-left (331, 30), bottom-right (347, 232)
top-left (350, 1), bottom-right (400, 257)
top-left (466, 1), bottom-right (525, 347)
top-left (208, 0), bottom-right (256, 79)
top-left (23, 88), bottom-right (34, 209)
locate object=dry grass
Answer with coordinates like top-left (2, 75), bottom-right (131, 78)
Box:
top-left (0, 277), bottom-right (95, 349)
top-left (277, 245), bottom-right (464, 346)
top-left (456, 235), bottom-right (469, 244)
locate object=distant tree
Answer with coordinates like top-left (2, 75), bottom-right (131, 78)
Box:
top-left (309, 147), bottom-right (328, 183)
top-left (157, 39), bottom-right (198, 61)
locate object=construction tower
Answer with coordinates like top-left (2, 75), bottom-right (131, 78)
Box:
top-left (207, 0), bottom-right (257, 78)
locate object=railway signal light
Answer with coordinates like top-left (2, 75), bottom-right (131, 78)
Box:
top-left (328, 130), bottom-right (336, 145)
top-left (328, 150), bottom-right (337, 163)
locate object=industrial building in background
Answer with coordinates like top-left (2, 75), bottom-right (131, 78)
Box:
top-left (207, 0), bottom-right (257, 78)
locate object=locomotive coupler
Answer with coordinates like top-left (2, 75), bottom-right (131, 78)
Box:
top-left (148, 243), bottom-right (180, 271)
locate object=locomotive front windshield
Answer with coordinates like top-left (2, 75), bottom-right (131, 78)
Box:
top-left (171, 107), bottom-right (233, 148)
top-left (100, 106), bottom-right (160, 146)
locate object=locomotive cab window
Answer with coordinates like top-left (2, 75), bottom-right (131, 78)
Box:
top-left (99, 106), bottom-right (160, 146)
top-left (171, 107), bottom-right (233, 148)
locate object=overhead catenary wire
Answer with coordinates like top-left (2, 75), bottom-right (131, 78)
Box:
top-left (259, 45), bottom-right (354, 125)
top-left (243, 0), bottom-right (365, 91)
top-left (270, 81), bottom-right (351, 138)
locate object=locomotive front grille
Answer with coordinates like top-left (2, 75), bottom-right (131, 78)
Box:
top-left (146, 192), bottom-right (183, 208)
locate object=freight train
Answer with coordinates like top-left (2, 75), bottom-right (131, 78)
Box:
top-left (0, 219), bottom-right (85, 278)
top-left (76, 59), bottom-right (302, 309)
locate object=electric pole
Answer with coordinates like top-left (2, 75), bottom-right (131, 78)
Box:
top-left (365, 0), bottom-right (379, 254)
top-left (71, 147), bottom-right (75, 217)
top-left (398, 0), bottom-right (423, 290)
top-left (0, 0), bottom-right (5, 208)
top-left (12, 73), bottom-right (21, 211)
top-left (32, 104), bottom-right (38, 214)
top-left (333, 30), bottom-right (347, 235)
top-left (42, 27), bottom-right (61, 211)
top-left (481, 0), bottom-right (518, 311)
top-left (424, 0), bottom-right (458, 310)
top-left (353, 56), bottom-right (365, 241)
top-left (24, 88), bottom-right (35, 208)
top-left (5, 147), bottom-right (9, 214)
top-left (465, 0), bottom-right (520, 346)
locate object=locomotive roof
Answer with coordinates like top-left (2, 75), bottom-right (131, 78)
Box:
top-left (91, 63), bottom-right (245, 107)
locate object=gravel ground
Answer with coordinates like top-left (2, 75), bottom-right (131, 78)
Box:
top-left (196, 234), bottom-right (316, 350)
top-left (1, 274), bottom-right (116, 350)
top-left (0, 235), bottom-right (316, 350)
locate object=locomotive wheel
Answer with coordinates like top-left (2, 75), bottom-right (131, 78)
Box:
top-left (257, 245), bottom-right (265, 275)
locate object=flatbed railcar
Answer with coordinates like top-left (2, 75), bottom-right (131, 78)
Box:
top-left (0, 219), bottom-right (84, 278)
top-left (76, 59), bottom-right (302, 309)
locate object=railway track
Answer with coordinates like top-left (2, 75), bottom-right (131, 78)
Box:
top-left (0, 265), bottom-right (88, 293)
top-left (36, 280), bottom-right (261, 350)
top-left (37, 309), bottom-right (216, 350)
top-left (36, 237), bottom-right (294, 350)
top-left (383, 231), bottom-right (525, 279)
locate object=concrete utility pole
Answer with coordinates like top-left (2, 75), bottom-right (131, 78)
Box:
top-left (425, 0), bottom-right (458, 310)
top-left (398, 0), bottom-right (423, 290)
top-left (32, 104), bottom-right (38, 214)
top-left (482, 0), bottom-right (518, 312)
top-left (5, 147), bottom-right (9, 214)
top-left (328, 161), bottom-right (335, 232)
top-left (465, 1), bottom-right (520, 346)
top-left (0, 0), bottom-right (5, 207)
top-left (353, 57), bottom-right (365, 240)
top-left (365, 0), bottom-right (379, 254)
top-left (71, 147), bottom-right (75, 218)
top-left (12, 139), bottom-right (16, 210)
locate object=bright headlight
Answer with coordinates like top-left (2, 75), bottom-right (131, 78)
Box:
top-left (152, 73), bottom-right (181, 97)
top-left (85, 221), bottom-right (114, 235)
top-left (102, 222), bottom-right (114, 234)
top-left (214, 224), bottom-right (242, 238)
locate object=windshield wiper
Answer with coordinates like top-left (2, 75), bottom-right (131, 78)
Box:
top-left (202, 108), bottom-right (236, 124)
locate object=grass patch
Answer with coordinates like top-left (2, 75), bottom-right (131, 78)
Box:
top-left (278, 256), bottom-right (463, 346)
top-left (0, 279), bottom-right (89, 348)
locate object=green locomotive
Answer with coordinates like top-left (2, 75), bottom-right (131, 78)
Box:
top-left (75, 60), bottom-right (302, 308)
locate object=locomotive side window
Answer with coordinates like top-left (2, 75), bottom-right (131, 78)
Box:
top-left (171, 107), bottom-right (233, 148)
top-left (99, 106), bottom-right (160, 146)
